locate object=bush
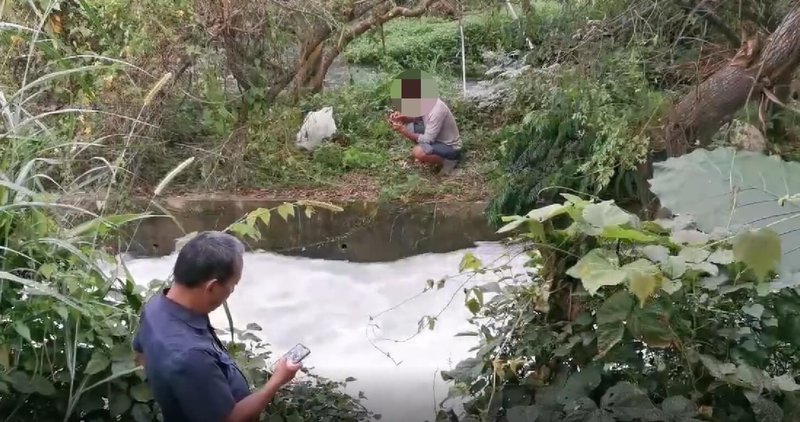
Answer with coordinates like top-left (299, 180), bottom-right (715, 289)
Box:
top-left (344, 13), bottom-right (519, 73)
top-left (439, 189), bottom-right (800, 421)
top-left (487, 50), bottom-right (666, 222)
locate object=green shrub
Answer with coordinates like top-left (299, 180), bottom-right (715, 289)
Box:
top-left (344, 13), bottom-right (519, 72)
top-left (440, 188), bottom-right (800, 421)
top-left (313, 144), bottom-right (347, 170)
top-left (342, 147), bottom-right (388, 170)
top-left (488, 50), bottom-right (666, 222)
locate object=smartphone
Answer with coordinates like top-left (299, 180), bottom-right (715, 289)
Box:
top-left (279, 343), bottom-right (311, 364)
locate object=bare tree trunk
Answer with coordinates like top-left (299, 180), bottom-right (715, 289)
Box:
top-left (662, 3), bottom-right (800, 157)
top-left (293, 0), bottom-right (439, 94)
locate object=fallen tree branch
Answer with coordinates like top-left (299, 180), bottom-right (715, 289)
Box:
top-left (662, 2), bottom-right (800, 156)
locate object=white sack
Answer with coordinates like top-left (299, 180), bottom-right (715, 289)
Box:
top-left (295, 106), bottom-right (337, 151)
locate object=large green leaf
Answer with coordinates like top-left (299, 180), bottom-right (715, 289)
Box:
top-left (600, 382), bottom-right (664, 421)
top-left (746, 394), bottom-right (783, 422)
top-left (506, 405), bottom-right (540, 422)
top-left (130, 382), bottom-right (153, 402)
top-left (562, 397), bottom-right (615, 422)
top-left (732, 228), bottom-right (782, 282)
top-left (597, 291), bottom-right (635, 324)
top-left (440, 358), bottom-right (484, 384)
top-left (596, 323), bottom-right (624, 358)
top-left (566, 249), bottom-right (627, 295)
top-left (660, 396), bottom-right (701, 422)
top-left (498, 203), bottom-right (568, 234)
top-left (627, 302), bottom-right (674, 348)
top-left (84, 351), bottom-right (110, 375)
top-left (583, 201), bottom-right (630, 229)
top-left (623, 259), bottom-right (662, 307)
top-left (649, 148), bottom-right (800, 274)
top-left (108, 393), bottom-right (132, 417)
top-left (558, 366), bottom-right (602, 406)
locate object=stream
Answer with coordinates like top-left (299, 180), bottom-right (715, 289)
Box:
top-left (124, 241), bottom-right (525, 422)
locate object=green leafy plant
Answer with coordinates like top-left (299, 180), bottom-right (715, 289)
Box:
top-left (438, 178), bottom-right (800, 421)
top-left (344, 13), bottom-right (517, 73)
top-left (650, 147), bottom-right (800, 276)
top-left (487, 51), bottom-right (665, 222)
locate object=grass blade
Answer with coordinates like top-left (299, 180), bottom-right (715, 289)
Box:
top-left (65, 213), bottom-right (156, 239)
top-left (0, 271), bottom-right (86, 312)
top-left (0, 179), bottom-right (37, 202)
top-left (0, 201), bottom-right (99, 217)
top-left (222, 301), bottom-right (235, 343)
top-left (7, 66), bottom-right (112, 104)
top-left (80, 365), bottom-right (142, 393)
top-left (34, 237), bottom-right (107, 276)
top-left (0, 22), bottom-right (43, 34)
top-left (143, 72), bottom-right (173, 107)
top-left (4, 109), bottom-right (159, 136)
top-left (153, 157), bottom-right (195, 196)
top-left (14, 158), bottom-right (59, 187)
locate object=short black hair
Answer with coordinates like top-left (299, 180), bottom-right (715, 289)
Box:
top-left (172, 231), bottom-right (244, 288)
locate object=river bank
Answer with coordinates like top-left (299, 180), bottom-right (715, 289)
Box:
top-left (106, 195), bottom-right (501, 260)
top-left (130, 159), bottom-right (495, 204)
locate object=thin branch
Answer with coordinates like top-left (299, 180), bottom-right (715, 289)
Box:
top-left (675, 0), bottom-right (741, 46)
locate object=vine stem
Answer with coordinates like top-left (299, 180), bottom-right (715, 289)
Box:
top-left (484, 298), bottom-right (533, 420)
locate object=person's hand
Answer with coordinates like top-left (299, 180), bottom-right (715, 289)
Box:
top-left (390, 121), bottom-right (405, 133)
top-left (269, 358), bottom-right (302, 386)
top-left (386, 113), bottom-right (401, 127)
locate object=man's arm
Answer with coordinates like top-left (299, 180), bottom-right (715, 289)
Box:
top-left (389, 118), bottom-right (419, 143)
top-left (417, 110), bottom-right (443, 146)
top-left (170, 349), bottom-right (284, 422)
top-left (396, 125), bottom-right (419, 143)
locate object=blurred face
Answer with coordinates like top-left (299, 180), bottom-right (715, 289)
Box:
top-left (389, 69), bottom-right (438, 118)
top-left (202, 257), bottom-right (242, 311)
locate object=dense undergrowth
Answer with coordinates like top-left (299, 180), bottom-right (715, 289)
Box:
top-left (429, 148), bottom-right (800, 421)
top-left (479, 0), bottom-right (799, 222)
top-left (5, 0), bottom-right (800, 421)
top-left (3, 0), bottom-right (798, 207)
top-left (344, 12), bottom-right (520, 76)
top-left (1, 0), bottom-right (525, 203)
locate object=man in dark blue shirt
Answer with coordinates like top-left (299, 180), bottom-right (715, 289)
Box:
top-left (133, 231), bottom-right (300, 422)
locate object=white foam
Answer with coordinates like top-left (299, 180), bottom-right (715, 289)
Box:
top-left (123, 241), bottom-right (526, 421)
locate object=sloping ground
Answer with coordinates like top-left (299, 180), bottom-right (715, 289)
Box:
top-left (137, 158), bottom-right (493, 203)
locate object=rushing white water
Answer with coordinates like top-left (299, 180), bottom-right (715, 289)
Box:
top-left (124, 241), bottom-right (526, 422)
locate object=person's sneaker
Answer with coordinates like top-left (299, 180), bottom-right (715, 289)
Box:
top-left (439, 159), bottom-right (458, 175)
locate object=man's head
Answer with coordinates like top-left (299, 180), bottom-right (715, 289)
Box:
top-left (389, 69), bottom-right (438, 118)
top-left (172, 231), bottom-right (244, 312)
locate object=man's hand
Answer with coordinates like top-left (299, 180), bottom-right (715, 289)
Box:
top-left (224, 357), bottom-right (302, 422)
top-left (386, 114), bottom-right (405, 133)
top-left (269, 358), bottom-right (302, 386)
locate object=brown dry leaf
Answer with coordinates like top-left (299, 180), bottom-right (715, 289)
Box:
top-left (50, 14), bottom-right (63, 34)
top-left (730, 37), bottom-right (760, 68)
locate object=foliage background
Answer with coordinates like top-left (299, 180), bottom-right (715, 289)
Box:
top-left (4, 0), bottom-right (800, 421)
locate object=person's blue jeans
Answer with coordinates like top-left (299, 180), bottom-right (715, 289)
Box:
top-left (406, 122), bottom-right (461, 160)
